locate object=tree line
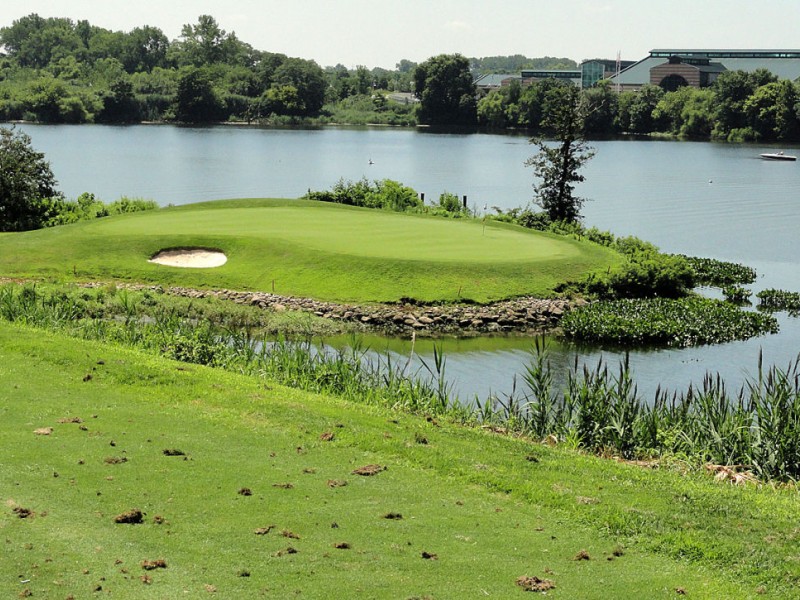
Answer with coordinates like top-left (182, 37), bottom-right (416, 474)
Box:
top-left (0, 14), bottom-right (417, 124)
top-left (2, 14), bottom-right (798, 141)
top-left (477, 67), bottom-right (800, 142)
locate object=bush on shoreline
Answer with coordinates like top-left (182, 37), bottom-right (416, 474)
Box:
top-left (39, 192), bottom-right (158, 227)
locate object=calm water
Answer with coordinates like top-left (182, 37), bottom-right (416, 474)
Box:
top-left (16, 123), bottom-right (800, 401)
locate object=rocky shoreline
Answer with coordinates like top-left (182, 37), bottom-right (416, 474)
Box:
top-left (1, 277), bottom-right (583, 335)
top-left (121, 284), bottom-right (585, 336)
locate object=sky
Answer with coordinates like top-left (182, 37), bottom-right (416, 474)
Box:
top-left (3, 0), bottom-right (800, 70)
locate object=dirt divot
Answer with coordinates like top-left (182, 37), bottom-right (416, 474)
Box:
top-left (352, 464), bottom-right (386, 476)
top-left (162, 449), bottom-right (186, 456)
top-left (114, 509), bottom-right (144, 524)
top-left (13, 506), bottom-right (33, 519)
top-left (516, 575), bottom-right (556, 592)
top-left (254, 526), bottom-right (275, 535)
top-left (573, 549), bottom-right (591, 561)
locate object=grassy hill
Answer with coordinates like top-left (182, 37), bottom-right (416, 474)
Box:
top-left (0, 199), bottom-right (622, 303)
top-left (3, 321), bottom-right (795, 598)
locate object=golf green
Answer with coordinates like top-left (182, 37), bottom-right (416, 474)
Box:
top-left (0, 199), bottom-right (621, 303)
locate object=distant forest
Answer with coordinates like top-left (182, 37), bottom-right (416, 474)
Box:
top-left (1, 13), bottom-right (799, 141)
top-left (0, 13), bottom-right (569, 125)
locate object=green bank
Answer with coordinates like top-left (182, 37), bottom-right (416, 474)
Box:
top-left (0, 198), bottom-right (621, 303)
top-left (2, 322), bottom-right (798, 598)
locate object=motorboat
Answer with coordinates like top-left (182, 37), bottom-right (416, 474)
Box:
top-left (760, 151), bottom-right (797, 161)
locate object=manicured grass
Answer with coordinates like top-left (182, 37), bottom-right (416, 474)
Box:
top-left (0, 199), bottom-right (622, 303)
top-left (2, 322), bottom-right (798, 598)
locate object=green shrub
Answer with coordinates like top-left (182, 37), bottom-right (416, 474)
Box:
top-left (437, 191), bottom-right (462, 213)
top-left (106, 197), bottom-right (159, 214)
top-left (304, 178), bottom-right (421, 211)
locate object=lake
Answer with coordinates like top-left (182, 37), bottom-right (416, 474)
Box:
top-left (16, 123), bottom-right (800, 402)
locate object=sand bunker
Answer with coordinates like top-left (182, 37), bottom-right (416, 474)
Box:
top-left (149, 248), bottom-right (227, 268)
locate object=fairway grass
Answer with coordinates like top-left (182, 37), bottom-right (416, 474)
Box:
top-left (2, 323), bottom-right (799, 598)
top-left (0, 199), bottom-right (622, 303)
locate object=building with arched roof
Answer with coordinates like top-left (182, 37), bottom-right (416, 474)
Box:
top-left (608, 49), bottom-right (800, 91)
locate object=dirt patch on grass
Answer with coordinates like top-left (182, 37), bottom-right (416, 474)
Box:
top-left (352, 464), bottom-right (386, 476)
top-left (114, 509), bottom-right (144, 524)
top-left (58, 417), bottom-right (83, 424)
top-left (516, 575), bottom-right (556, 592)
top-left (162, 448), bottom-right (186, 456)
top-left (13, 506), bottom-right (34, 519)
top-left (573, 549), bottom-right (591, 561)
top-left (149, 248), bottom-right (227, 269)
top-left (141, 559), bottom-right (167, 570)
top-left (254, 526), bottom-right (275, 535)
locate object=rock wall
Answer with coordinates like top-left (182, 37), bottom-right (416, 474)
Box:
top-left (152, 286), bottom-right (583, 335)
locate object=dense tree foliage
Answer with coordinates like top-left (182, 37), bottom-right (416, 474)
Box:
top-left (414, 54), bottom-right (477, 126)
top-left (0, 14), bottom-right (329, 123)
top-left (0, 126), bottom-right (61, 231)
top-left (476, 70), bottom-right (800, 142)
top-left (470, 55), bottom-right (578, 74)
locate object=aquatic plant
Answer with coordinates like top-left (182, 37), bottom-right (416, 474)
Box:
top-left (757, 289), bottom-right (800, 314)
top-left (678, 255), bottom-right (757, 286)
top-left (560, 297), bottom-right (778, 347)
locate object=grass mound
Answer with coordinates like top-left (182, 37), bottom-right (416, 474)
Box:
top-left (0, 198), bottom-right (621, 303)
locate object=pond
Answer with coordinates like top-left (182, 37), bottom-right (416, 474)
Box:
top-left (17, 123), bottom-right (800, 401)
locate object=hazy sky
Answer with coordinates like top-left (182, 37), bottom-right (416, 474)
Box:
top-left (3, 0), bottom-right (800, 69)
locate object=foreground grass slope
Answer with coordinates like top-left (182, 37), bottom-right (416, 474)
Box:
top-left (2, 323), bottom-right (799, 598)
top-left (0, 199), bottom-right (621, 303)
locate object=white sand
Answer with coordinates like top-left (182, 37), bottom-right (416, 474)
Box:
top-left (148, 249), bottom-right (227, 268)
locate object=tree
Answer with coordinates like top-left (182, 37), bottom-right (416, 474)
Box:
top-left (174, 67), bottom-right (223, 122)
top-left (413, 54), bottom-right (477, 126)
top-left (525, 86), bottom-right (595, 223)
top-left (745, 80), bottom-right (800, 141)
top-left (272, 57), bottom-right (326, 115)
top-left (652, 86), bottom-right (714, 138)
top-left (712, 69), bottom-right (777, 140)
top-left (0, 127), bottom-right (62, 231)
